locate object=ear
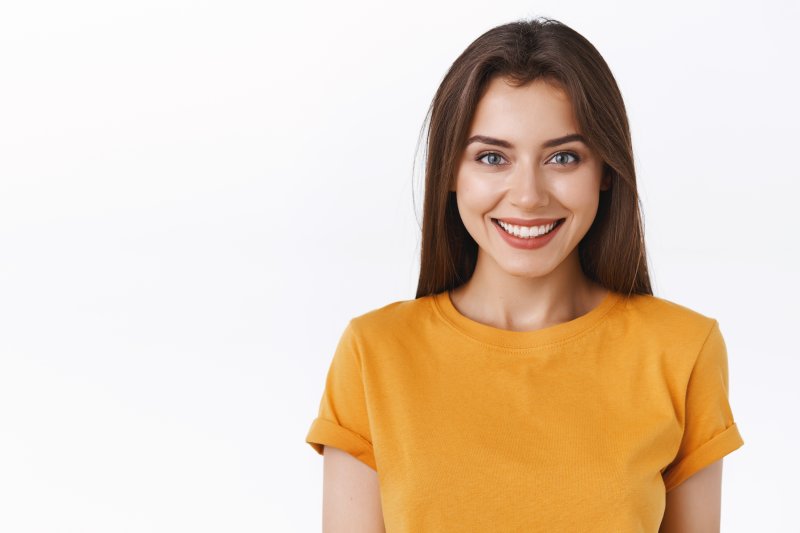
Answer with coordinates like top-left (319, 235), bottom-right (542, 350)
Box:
top-left (600, 171), bottom-right (611, 191)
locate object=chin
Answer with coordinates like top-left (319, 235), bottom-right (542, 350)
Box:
top-left (497, 260), bottom-right (558, 279)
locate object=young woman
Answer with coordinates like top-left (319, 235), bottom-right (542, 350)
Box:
top-left (306, 17), bottom-right (744, 532)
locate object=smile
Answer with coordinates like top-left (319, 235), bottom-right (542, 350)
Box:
top-left (493, 218), bottom-right (565, 239)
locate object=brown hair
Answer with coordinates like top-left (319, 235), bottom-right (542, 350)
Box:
top-left (413, 16), bottom-right (652, 299)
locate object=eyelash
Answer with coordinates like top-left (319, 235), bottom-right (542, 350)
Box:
top-left (476, 151), bottom-right (581, 167)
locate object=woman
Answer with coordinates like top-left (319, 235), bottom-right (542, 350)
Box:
top-left (306, 16), bottom-right (744, 532)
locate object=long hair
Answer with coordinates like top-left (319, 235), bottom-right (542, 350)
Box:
top-left (413, 17), bottom-right (652, 299)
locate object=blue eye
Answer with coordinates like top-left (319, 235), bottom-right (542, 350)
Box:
top-left (549, 151), bottom-right (581, 166)
top-left (476, 151), bottom-right (582, 167)
top-left (476, 152), bottom-right (507, 166)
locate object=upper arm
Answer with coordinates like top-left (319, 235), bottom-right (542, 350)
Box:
top-left (659, 458), bottom-right (723, 533)
top-left (322, 445), bottom-right (386, 533)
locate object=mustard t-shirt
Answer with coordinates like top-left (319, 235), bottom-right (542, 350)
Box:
top-left (305, 289), bottom-right (744, 532)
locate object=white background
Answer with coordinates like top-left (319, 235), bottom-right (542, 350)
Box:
top-left (0, 0), bottom-right (797, 531)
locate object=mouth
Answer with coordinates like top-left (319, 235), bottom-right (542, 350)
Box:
top-left (491, 217), bottom-right (566, 239)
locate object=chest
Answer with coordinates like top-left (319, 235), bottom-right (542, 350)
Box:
top-left (366, 347), bottom-right (680, 532)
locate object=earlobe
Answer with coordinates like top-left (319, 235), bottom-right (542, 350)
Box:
top-left (598, 165), bottom-right (612, 191)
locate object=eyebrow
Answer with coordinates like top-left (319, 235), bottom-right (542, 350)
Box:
top-left (465, 133), bottom-right (588, 149)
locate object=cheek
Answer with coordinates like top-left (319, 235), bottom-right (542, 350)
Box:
top-left (551, 175), bottom-right (601, 216)
top-left (455, 171), bottom-right (501, 214)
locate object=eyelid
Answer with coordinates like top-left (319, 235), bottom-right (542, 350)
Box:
top-left (475, 151), bottom-right (510, 166)
top-left (548, 151), bottom-right (581, 165)
top-left (475, 150), bottom-right (581, 166)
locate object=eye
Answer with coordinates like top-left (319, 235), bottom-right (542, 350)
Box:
top-left (548, 151), bottom-right (581, 166)
top-left (476, 151), bottom-right (508, 166)
top-left (476, 151), bottom-right (581, 167)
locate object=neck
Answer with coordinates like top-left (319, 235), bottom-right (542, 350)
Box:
top-left (449, 248), bottom-right (605, 332)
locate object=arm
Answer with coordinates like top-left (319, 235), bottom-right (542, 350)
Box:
top-left (659, 459), bottom-right (723, 533)
top-left (322, 445), bottom-right (386, 533)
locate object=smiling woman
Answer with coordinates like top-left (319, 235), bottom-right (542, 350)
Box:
top-left (451, 76), bottom-right (610, 284)
top-left (306, 16), bottom-right (744, 533)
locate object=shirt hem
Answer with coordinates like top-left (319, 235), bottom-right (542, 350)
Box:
top-left (305, 417), bottom-right (377, 471)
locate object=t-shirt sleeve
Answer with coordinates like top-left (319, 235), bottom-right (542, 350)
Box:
top-left (662, 320), bottom-right (744, 492)
top-left (305, 319), bottom-right (376, 471)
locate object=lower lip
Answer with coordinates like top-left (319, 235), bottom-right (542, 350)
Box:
top-left (492, 218), bottom-right (565, 249)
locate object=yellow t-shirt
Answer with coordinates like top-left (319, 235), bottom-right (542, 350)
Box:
top-left (305, 289), bottom-right (744, 531)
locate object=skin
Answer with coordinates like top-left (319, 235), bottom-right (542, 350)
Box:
top-left (321, 74), bottom-right (724, 530)
top-left (322, 446), bottom-right (385, 532)
top-left (660, 459), bottom-right (724, 532)
top-left (449, 75), bottom-right (611, 326)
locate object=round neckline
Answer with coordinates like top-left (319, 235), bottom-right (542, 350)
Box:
top-left (432, 288), bottom-right (622, 349)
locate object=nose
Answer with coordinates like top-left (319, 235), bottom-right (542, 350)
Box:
top-left (509, 161), bottom-right (549, 209)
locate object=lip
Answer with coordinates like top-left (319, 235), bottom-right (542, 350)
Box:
top-left (492, 217), bottom-right (564, 226)
top-left (492, 217), bottom-right (565, 250)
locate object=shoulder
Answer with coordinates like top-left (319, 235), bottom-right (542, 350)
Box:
top-left (337, 294), bottom-right (439, 370)
top-left (346, 292), bottom-right (438, 340)
top-left (616, 292), bottom-right (719, 351)
top-left (610, 293), bottom-right (727, 385)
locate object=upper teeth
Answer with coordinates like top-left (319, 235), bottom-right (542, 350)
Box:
top-left (497, 220), bottom-right (558, 238)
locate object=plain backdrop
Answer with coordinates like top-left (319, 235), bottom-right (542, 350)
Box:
top-left (0, 0), bottom-right (797, 531)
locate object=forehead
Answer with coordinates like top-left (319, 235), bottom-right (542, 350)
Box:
top-left (468, 76), bottom-right (578, 139)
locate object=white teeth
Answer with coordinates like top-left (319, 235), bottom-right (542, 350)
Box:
top-left (497, 219), bottom-right (558, 239)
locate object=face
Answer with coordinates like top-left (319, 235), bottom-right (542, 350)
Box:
top-left (452, 76), bottom-right (610, 280)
